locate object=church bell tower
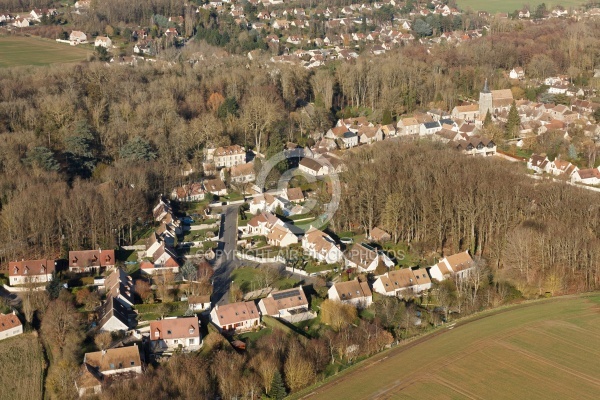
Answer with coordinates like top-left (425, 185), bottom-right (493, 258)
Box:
top-left (479, 79), bottom-right (493, 118)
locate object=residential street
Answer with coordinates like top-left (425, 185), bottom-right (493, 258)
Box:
top-left (211, 205), bottom-right (240, 306)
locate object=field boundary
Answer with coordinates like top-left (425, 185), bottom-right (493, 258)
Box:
top-left (290, 292), bottom-right (599, 399)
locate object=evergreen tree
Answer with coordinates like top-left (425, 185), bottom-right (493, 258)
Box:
top-left (46, 274), bottom-right (61, 300)
top-left (25, 146), bottom-right (60, 172)
top-left (505, 102), bottom-right (520, 138)
top-left (65, 121), bottom-right (96, 178)
top-left (382, 109), bottom-right (393, 125)
top-left (269, 371), bottom-right (287, 400)
top-left (483, 111), bottom-right (492, 128)
top-left (120, 136), bottom-right (157, 162)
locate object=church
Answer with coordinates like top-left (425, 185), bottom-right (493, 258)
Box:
top-left (451, 80), bottom-right (514, 124)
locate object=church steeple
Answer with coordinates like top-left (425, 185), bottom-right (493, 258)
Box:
top-left (482, 78), bottom-right (490, 93)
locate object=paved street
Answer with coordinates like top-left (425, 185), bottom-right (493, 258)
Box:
top-left (211, 205), bottom-right (240, 306)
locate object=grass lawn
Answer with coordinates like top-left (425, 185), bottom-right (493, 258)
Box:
top-left (0, 36), bottom-right (91, 68)
top-left (0, 334), bottom-right (44, 400)
top-left (305, 262), bottom-right (338, 274)
top-left (457, 0), bottom-right (587, 13)
top-left (293, 293), bottom-right (600, 400)
top-left (231, 266), bottom-right (301, 293)
top-left (135, 301), bottom-right (188, 322)
top-left (237, 327), bottom-right (273, 342)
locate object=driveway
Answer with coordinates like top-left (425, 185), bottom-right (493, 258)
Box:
top-left (211, 205), bottom-right (241, 306)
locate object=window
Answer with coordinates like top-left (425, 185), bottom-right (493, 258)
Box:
top-left (154, 330), bottom-right (159, 338)
top-left (189, 338), bottom-right (195, 345)
top-left (130, 361), bottom-right (135, 366)
top-left (109, 363), bottom-right (115, 369)
top-left (174, 339), bottom-right (178, 344)
top-left (167, 330), bottom-right (172, 335)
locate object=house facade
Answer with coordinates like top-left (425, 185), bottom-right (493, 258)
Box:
top-left (258, 286), bottom-right (310, 318)
top-left (328, 279), bottom-right (372, 308)
top-left (428, 251), bottom-right (474, 281)
top-left (8, 259), bottom-right (55, 286)
top-left (373, 267), bottom-right (431, 297)
top-left (302, 227), bottom-right (344, 264)
top-left (210, 301), bottom-right (260, 332)
top-left (69, 250), bottom-right (115, 273)
top-left (0, 312), bottom-right (23, 341)
top-left (213, 145), bottom-right (246, 168)
top-left (150, 317), bottom-right (202, 352)
top-left (75, 345), bottom-right (142, 397)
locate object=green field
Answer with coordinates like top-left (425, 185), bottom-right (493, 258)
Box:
top-left (457, 0), bottom-right (587, 13)
top-left (0, 333), bottom-right (45, 400)
top-left (0, 36), bottom-right (91, 68)
top-left (298, 294), bottom-right (600, 400)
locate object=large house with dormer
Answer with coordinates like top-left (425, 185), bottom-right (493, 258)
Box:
top-left (69, 250), bottom-right (115, 273)
top-left (150, 316), bottom-right (202, 352)
top-left (328, 279), bottom-right (372, 308)
top-left (302, 227), bottom-right (344, 264)
top-left (428, 250), bottom-right (475, 281)
top-left (8, 259), bottom-right (55, 286)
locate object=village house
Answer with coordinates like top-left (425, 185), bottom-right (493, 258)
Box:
top-left (150, 316), bottom-right (202, 353)
top-left (285, 187), bottom-right (304, 203)
top-left (245, 211), bottom-right (281, 236)
top-left (258, 286), bottom-right (311, 321)
top-left (69, 250), bottom-right (115, 273)
top-left (94, 36), bottom-right (112, 48)
top-left (0, 312), bottom-right (23, 341)
top-left (451, 104), bottom-right (479, 122)
top-left (397, 117), bottom-right (420, 135)
top-left (358, 126), bottom-right (384, 144)
top-left (267, 224), bottom-right (298, 247)
top-left (229, 162), bottom-right (256, 184)
top-left (571, 167), bottom-right (600, 185)
top-left (527, 154), bottom-right (550, 173)
top-left (8, 259), bottom-right (55, 286)
top-left (372, 268), bottom-right (431, 297)
top-left (153, 198), bottom-right (171, 222)
top-left (213, 145), bottom-right (246, 168)
top-left (210, 301), bottom-right (260, 333)
top-left (509, 67), bottom-right (525, 79)
top-left (70, 30), bottom-right (88, 44)
top-left (140, 244), bottom-right (181, 274)
top-left (104, 269), bottom-right (135, 309)
top-left (97, 296), bottom-right (136, 332)
top-left (302, 227), bottom-right (344, 264)
top-left (345, 243), bottom-right (380, 272)
top-left (75, 345), bottom-right (142, 397)
top-left (546, 159), bottom-right (578, 177)
top-left (171, 183), bottom-right (205, 202)
top-left (325, 126), bottom-right (359, 148)
top-left (328, 279), bottom-right (372, 308)
top-left (299, 157), bottom-right (327, 176)
top-left (428, 250), bottom-right (475, 281)
top-left (369, 227), bottom-right (391, 242)
top-left (203, 178), bottom-right (228, 196)
top-left (453, 136), bottom-right (496, 156)
top-left (249, 193), bottom-right (284, 214)
top-left (187, 295), bottom-right (211, 312)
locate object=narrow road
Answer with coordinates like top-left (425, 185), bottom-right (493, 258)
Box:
top-left (211, 205), bottom-right (240, 306)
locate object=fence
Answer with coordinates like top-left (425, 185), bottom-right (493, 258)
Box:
top-left (236, 251), bottom-right (286, 264)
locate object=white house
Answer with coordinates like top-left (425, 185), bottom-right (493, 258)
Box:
top-left (94, 36), bottom-right (112, 48)
top-left (428, 251), bottom-right (474, 282)
top-left (249, 193), bottom-right (284, 214)
top-left (70, 30), bottom-right (88, 44)
top-left (419, 121), bottom-right (442, 135)
top-left (358, 126), bottom-right (384, 144)
top-left (0, 312), bottom-right (23, 341)
top-left (302, 227), bottom-right (344, 264)
top-left (140, 244), bottom-right (181, 275)
top-left (171, 183), bottom-right (205, 202)
top-left (210, 301), bottom-right (261, 333)
top-left (267, 224), bottom-right (298, 247)
top-left (527, 154), bottom-right (549, 173)
top-left (258, 286), bottom-right (310, 319)
top-left (150, 316), bottom-right (202, 352)
top-left (97, 297), bottom-right (134, 332)
top-left (345, 243), bottom-right (379, 272)
top-left (8, 259), bottom-right (55, 286)
top-left (571, 167), bottom-right (600, 185)
top-left (397, 117), bottom-right (420, 135)
top-left (245, 211), bottom-right (281, 236)
top-left (299, 157), bottom-right (327, 176)
top-left (509, 67), bottom-right (525, 79)
top-left (187, 295), bottom-right (211, 312)
top-left (328, 279), bottom-right (372, 308)
top-left (373, 268), bottom-right (431, 297)
top-left (213, 145), bottom-right (246, 168)
top-left (229, 162), bottom-right (256, 184)
top-left (204, 178), bottom-right (228, 196)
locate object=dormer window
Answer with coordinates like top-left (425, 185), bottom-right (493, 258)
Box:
top-left (24, 267), bottom-right (29, 275)
top-left (154, 330), bottom-right (160, 338)
top-left (167, 330), bottom-right (172, 335)
top-left (13, 267), bottom-right (18, 274)
top-left (189, 327), bottom-right (195, 334)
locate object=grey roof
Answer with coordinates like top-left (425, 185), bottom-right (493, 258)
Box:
top-left (423, 121), bottom-right (441, 129)
top-left (342, 131), bottom-right (357, 138)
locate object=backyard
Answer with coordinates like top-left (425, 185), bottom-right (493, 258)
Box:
top-left (0, 334), bottom-right (45, 400)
